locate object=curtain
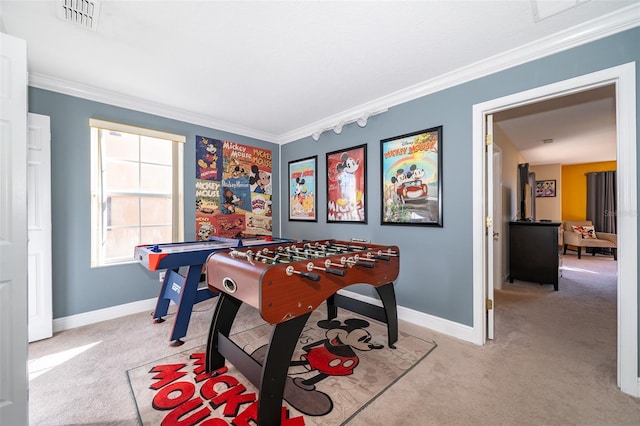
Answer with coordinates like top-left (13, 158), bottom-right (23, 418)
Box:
top-left (586, 171), bottom-right (616, 253)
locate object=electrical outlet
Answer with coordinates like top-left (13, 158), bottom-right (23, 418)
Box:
top-left (159, 271), bottom-right (165, 283)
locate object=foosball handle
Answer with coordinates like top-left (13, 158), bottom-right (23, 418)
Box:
top-left (301, 271), bottom-right (321, 281)
top-left (325, 267), bottom-right (347, 277)
top-left (356, 261), bottom-right (375, 269)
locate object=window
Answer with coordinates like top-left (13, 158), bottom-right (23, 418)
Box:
top-left (90, 119), bottom-right (184, 267)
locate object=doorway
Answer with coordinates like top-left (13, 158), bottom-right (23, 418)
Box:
top-left (472, 62), bottom-right (638, 397)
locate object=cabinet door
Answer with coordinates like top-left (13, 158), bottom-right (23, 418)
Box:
top-left (509, 224), bottom-right (558, 285)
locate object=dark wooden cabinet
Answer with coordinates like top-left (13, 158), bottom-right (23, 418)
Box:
top-left (509, 221), bottom-right (561, 291)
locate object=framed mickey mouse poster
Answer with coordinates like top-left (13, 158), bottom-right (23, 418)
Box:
top-left (288, 156), bottom-right (318, 221)
top-left (326, 144), bottom-right (367, 223)
top-left (380, 126), bottom-right (443, 227)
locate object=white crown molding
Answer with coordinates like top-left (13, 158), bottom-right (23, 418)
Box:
top-left (29, 3), bottom-right (639, 146)
top-left (28, 73), bottom-right (280, 144)
top-left (280, 3), bottom-right (640, 144)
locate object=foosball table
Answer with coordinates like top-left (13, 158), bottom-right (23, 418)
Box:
top-left (204, 239), bottom-right (400, 425)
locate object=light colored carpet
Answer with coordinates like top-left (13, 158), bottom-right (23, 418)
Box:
top-left (126, 308), bottom-right (436, 425)
top-left (29, 253), bottom-right (640, 425)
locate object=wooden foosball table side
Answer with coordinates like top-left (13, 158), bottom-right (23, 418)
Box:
top-left (203, 239), bottom-right (400, 426)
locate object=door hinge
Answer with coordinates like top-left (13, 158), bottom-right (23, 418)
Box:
top-left (485, 216), bottom-right (493, 228)
top-left (485, 134), bottom-right (493, 145)
top-left (487, 299), bottom-right (493, 310)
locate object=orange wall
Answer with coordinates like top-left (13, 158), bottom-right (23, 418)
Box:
top-left (561, 161), bottom-right (616, 220)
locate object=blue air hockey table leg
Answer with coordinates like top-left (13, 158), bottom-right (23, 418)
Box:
top-left (153, 264), bottom-right (218, 346)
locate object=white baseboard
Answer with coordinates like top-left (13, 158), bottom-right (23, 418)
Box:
top-left (52, 298), bottom-right (157, 333)
top-left (337, 289), bottom-right (476, 344)
top-left (53, 292), bottom-right (477, 345)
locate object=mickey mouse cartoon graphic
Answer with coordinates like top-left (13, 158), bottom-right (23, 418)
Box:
top-left (402, 164), bottom-right (428, 200)
top-left (409, 164), bottom-right (426, 181)
top-left (294, 176), bottom-right (306, 203)
top-left (226, 159), bottom-right (247, 179)
top-left (197, 139), bottom-right (218, 170)
top-left (391, 168), bottom-right (407, 204)
top-left (222, 187), bottom-right (243, 214)
top-left (336, 153), bottom-right (360, 206)
top-left (232, 165), bottom-right (246, 178)
top-left (290, 318), bottom-right (384, 391)
top-left (197, 223), bottom-right (216, 241)
top-left (248, 317), bottom-right (384, 417)
top-left (249, 164), bottom-right (271, 194)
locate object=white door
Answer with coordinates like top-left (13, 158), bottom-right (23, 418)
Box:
top-left (485, 114), bottom-right (495, 340)
top-left (28, 113), bottom-right (52, 342)
top-left (0, 32), bottom-right (29, 425)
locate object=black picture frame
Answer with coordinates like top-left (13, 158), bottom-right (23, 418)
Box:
top-left (326, 144), bottom-right (367, 223)
top-left (288, 156), bottom-right (318, 221)
top-left (535, 179), bottom-right (556, 198)
top-left (380, 126), bottom-right (443, 227)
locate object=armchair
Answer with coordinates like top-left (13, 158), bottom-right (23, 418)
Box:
top-left (563, 220), bottom-right (617, 260)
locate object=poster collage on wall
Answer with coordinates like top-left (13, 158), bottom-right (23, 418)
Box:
top-left (195, 136), bottom-right (272, 240)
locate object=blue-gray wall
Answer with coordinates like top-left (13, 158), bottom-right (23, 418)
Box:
top-left (281, 27), bottom-right (640, 327)
top-left (29, 27), bottom-right (639, 337)
top-left (28, 90), bottom-right (280, 318)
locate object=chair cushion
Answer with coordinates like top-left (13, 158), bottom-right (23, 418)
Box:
top-left (572, 225), bottom-right (597, 239)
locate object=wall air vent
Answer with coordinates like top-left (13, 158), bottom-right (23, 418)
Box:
top-left (57, 0), bottom-right (101, 31)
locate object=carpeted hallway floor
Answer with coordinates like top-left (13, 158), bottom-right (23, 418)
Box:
top-left (28, 253), bottom-right (640, 425)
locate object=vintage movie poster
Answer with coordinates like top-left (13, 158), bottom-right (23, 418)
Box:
top-left (248, 150), bottom-right (272, 196)
top-left (326, 144), bottom-right (367, 223)
top-left (288, 156), bottom-right (317, 221)
top-left (195, 214), bottom-right (217, 241)
top-left (381, 126), bottom-right (442, 226)
top-left (251, 192), bottom-right (272, 217)
top-left (195, 136), bottom-right (222, 181)
top-left (220, 183), bottom-right (251, 215)
top-left (214, 213), bottom-right (246, 238)
top-left (195, 179), bottom-right (221, 215)
top-left (195, 179), bottom-right (221, 240)
top-left (244, 212), bottom-right (273, 235)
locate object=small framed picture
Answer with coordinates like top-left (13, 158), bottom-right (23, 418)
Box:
top-left (380, 126), bottom-right (443, 226)
top-left (288, 156), bottom-right (318, 221)
top-left (536, 179), bottom-right (556, 198)
top-left (326, 144), bottom-right (367, 223)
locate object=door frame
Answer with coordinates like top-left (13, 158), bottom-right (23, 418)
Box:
top-left (471, 62), bottom-right (638, 396)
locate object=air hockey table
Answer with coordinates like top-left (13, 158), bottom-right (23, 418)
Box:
top-left (135, 236), bottom-right (291, 346)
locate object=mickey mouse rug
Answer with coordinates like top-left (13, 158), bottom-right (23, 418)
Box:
top-left (127, 309), bottom-right (436, 425)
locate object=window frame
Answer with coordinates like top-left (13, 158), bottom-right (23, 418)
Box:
top-left (90, 118), bottom-right (185, 267)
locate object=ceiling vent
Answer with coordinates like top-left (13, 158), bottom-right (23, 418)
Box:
top-left (531, 0), bottom-right (590, 22)
top-left (57, 0), bottom-right (100, 31)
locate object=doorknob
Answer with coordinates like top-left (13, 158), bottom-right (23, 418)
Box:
top-left (493, 232), bottom-right (500, 240)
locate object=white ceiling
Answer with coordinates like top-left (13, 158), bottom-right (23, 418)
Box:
top-left (494, 84), bottom-right (617, 165)
top-left (1, 1), bottom-right (638, 162)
